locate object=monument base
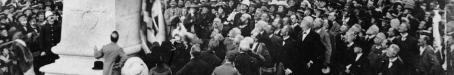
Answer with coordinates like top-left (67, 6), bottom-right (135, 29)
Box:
top-left (39, 0), bottom-right (143, 74)
top-left (39, 55), bottom-right (103, 75)
top-left (40, 45), bottom-right (141, 75)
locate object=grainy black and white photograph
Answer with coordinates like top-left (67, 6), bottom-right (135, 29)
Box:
top-left (0, 0), bottom-right (453, 75)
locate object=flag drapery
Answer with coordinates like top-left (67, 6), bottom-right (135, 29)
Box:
top-left (141, 0), bottom-right (166, 44)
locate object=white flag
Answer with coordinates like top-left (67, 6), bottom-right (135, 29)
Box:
top-left (143, 0), bottom-right (166, 44)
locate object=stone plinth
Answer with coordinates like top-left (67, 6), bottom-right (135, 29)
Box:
top-left (40, 0), bottom-right (142, 74)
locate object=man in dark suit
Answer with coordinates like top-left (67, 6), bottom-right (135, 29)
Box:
top-left (266, 27), bottom-right (284, 64)
top-left (293, 16), bottom-right (326, 75)
top-left (253, 27), bottom-right (275, 75)
top-left (176, 46), bottom-right (211, 75)
top-left (379, 44), bottom-right (405, 75)
top-left (395, 23), bottom-right (419, 75)
top-left (280, 26), bottom-right (299, 75)
top-left (313, 18), bottom-right (332, 67)
top-left (332, 29), bottom-right (357, 75)
top-left (36, 15), bottom-right (61, 74)
top-left (415, 35), bottom-right (442, 75)
top-left (40, 15), bottom-right (61, 55)
top-left (345, 45), bottom-right (371, 75)
top-left (234, 37), bottom-right (263, 75)
top-left (368, 33), bottom-right (388, 75)
top-left (199, 51), bottom-right (222, 74)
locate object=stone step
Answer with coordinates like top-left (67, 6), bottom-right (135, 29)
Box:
top-left (40, 55), bottom-right (103, 75)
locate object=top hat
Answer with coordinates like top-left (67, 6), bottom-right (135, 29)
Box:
top-left (92, 60), bottom-right (103, 70)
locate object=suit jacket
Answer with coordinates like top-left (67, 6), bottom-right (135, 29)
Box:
top-left (40, 22), bottom-right (62, 50)
top-left (212, 62), bottom-right (241, 75)
top-left (169, 42), bottom-right (190, 72)
top-left (94, 43), bottom-right (127, 75)
top-left (282, 37), bottom-right (298, 70)
top-left (348, 54), bottom-right (371, 75)
top-left (380, 57), bottom-right (405, 75)
top-left (200, 51), bottom-right (223, 73)
top-left (252, 42), bottom-right (273, 67)
top-left (416, 46), bottom-right (442, 75)
top-left (294, 30), bottom-right (326, 75)
top-left (316, 29), bottom-right (332, 65)
top-left (234, 51), bottom-right (263, 75)
top-left (262, 34), bottom-right (283, 63)
top-left (395, 34), bottom-right (419, 72)
top-left (176, 57), bottom-right (211, 75)
top-left (367, 45), bottom-right (388, 75)
top-left (9, 40), bottom-right (34, 74)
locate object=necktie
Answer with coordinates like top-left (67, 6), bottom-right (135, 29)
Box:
top-left (401, 36), bottom-right (406, 41)
top-left (302, 32), bottom-right (308, 41)
top-left (388, 61), bottom-right (393, 68)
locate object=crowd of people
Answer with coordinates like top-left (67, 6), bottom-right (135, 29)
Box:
top-left (139, 0), bottom-right (454, 75)
top-left (0, 0), bottom-right (452, 75)
top-left (0, 0), bottom-right (62, 75)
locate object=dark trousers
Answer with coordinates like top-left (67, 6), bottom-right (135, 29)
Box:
top-left (33, 52), bottom-right (58, 75)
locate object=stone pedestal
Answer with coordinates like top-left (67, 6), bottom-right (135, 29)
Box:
top-left (40, 0), bottom-right (142, 74)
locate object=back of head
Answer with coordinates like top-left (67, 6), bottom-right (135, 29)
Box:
top-left (111, 31), bottom-right (119, 43)
top-left (12, 31), bottom-right (23, 40)
top-left (190, 44), bottom-right (202, 58)
top-left (239, 37), bottom-right (254, 51)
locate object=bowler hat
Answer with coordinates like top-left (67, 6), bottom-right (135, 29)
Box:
top-left (92, 60), bottom-right (103, 70)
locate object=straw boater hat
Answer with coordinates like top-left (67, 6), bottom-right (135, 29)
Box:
top-left (269, 0), bottom-right (288, 6)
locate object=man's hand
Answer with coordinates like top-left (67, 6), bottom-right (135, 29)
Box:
top-left (0, 56), bottom-right (9, 63)
top-left (345, 69), bottom-right (351, 74)
top-left (284, 68), bottom-right (292, 75)
top-left (345, 64), bottom-right (352, 73)
top-left (307, 60), bottom-right (314, 68)
top-left (40, 52), bottom-right (46, 56)
top-left (1, 67), bottom-right (7, 72)
top-left (322, 66), bottom-right (331, 74)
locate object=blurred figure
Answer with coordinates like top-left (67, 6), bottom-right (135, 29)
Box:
top-left (149, 56), bottom-right (172, 75)
top-left (379, 44), bottom-right (405, 75)
top-left (344, 45), bottom-right (371, 75)
top-left (415, 34), bottom-right (442, 75)
top-left (368, 32), bottom-right (388, 75)
top-left (211, 52), bottom-right (241, 75)
top-left (9, 31), bottom-right (35, 75)
top-left (176, 42), bottom-right (211, 75)
top-left (395, 23), bottom-right (419, 75)
top-left (94, 31), bottom-right (128, 75)
top-left (234, 37), bottom-right (263, 75)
